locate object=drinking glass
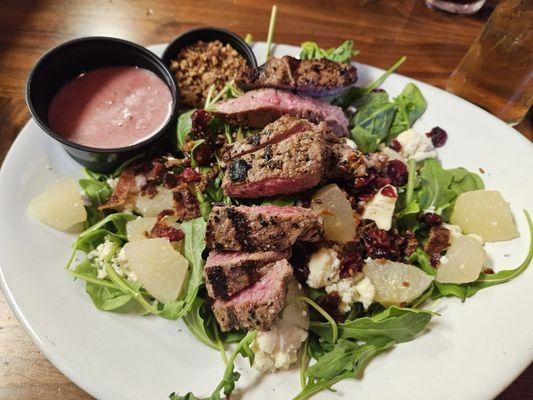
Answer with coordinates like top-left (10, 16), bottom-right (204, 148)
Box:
top-left (425, 0), bottom-right (486, 15)
top-left (446, 0), bottom-right (532, 125)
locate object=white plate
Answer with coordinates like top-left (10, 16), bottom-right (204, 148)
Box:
top-left (1, 42), bottom-right (532, 400)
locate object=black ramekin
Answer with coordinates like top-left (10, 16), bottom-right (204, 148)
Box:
top-left (161, 27), bottom-right (258, 76)
top-left (26, 36), bottom-right (178, 172)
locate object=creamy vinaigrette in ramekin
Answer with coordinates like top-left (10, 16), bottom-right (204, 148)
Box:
top-left (48, 66), bottom-right (173, 149)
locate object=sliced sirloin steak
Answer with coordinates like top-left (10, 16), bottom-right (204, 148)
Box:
top-left (213, 88), bottom-right (349, 136)
top-left (211, 259), bottom-right (293, 331)
top-left (221, 116), bottom-right (314, 163)
top-left (236, 55), bottom-right (358, 97)
top-left (206, 204), bottom-right (323, 252)
top-left (222, 128), bottom-right (328, 198)
top-left (204, 249), bottom-right (291, 299)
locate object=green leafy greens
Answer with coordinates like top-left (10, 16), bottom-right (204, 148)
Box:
top-left (300, 40), bottom-right (359, 63)
top-left (170, 331), bottom-right (257, 400)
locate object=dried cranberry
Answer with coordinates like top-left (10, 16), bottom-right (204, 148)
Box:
top-left (339, 252), bottom-right (363, 278)
top-left (418, 212), bottom-right (442, 227)
top-left (381, 185), bottom-right (397, 198)
top-left (180, 167), bottom-right (201, 183)
top-left (387, 160), bottom-right (408, 187)
top-left (318, 292), bottom-right (341, 321)
top-left (429, 252), bottom-right (441, 267)
top-left (191, 109), bottom-right (212, 140)
top-left (426, 127), bottom-right (448, 148)
top-left (362, 227), bottom-right (400, 260)
top-left (162, 172), bottom-right (179, 188)
top-left (354, 174), bottom-right (376, 188)
top-left (389, 139), bottom-right (402, 152)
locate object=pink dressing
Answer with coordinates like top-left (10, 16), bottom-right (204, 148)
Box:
top-left (48, 66), bottom-right (173, 149)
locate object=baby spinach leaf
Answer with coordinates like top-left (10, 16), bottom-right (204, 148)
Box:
top-left (300, 40), bottom-right (359, 63)
top-left (350, 91), bottom-right (396, 153)
top-left (310, 306), bottom-right (434, 345)
top-left (417, 159), bottom-right (457, 212)
top-left (388, 83), bottom-right (427, 140)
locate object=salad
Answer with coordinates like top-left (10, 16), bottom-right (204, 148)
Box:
top-left (27, 8), bottom-right (532, 400)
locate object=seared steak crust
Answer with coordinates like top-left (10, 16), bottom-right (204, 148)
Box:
top-left (213, 89), bottom-right (349, 136)
top-left (204, 249), bottom-right (291, 299)
top-left (206, 205), bottom-right (323, 252)
top-left (211, 259), bottom-right (293, 331)
top-left (222, 128), bottom-right (328, 198)
top-left (221, 116), bottom-right (314, 163)
top-left (237, 56), bottom-right (358, 97)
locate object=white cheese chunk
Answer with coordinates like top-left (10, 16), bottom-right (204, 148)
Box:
top-left (252, 281), bottom-right (309, 372)
top-left (306, 247), bottom-right (341, 289)
top-left (325, 274), bottom-right (376, 312)
top-left (396, 129), bottom-right (436, 162)
top-left (362, 185), bottom-right (397, 231)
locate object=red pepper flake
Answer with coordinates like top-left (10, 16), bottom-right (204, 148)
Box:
top-left (179, 167), bottom-right (201, 183)
top-left (402, 281), bottom-right (410, 287)
top-left (381, 185), bottom-right (397, 198)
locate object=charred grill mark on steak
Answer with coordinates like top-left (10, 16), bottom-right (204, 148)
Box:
top-left (226, 207), bottom-right (253, 251)
top-left (206, 266), bottom-right (229, 299)
top-left (211, 259), bottom-right (293, 331)
top-left (204, 249), bottom-right (291, 299)
top-left (236, 56), bottom-right (358, 97)
top-left (227, 158), bottom-right (251, 182)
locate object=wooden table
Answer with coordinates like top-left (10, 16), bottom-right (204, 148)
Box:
top-left (0, 1), bottom-right (531, 399)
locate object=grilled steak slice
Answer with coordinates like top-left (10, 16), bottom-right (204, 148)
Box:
top-left (222, 128), bottom-right (328, 198)
top-left (327, 142), bottom-right (368, 179)
top-left (211, 259), bottom-right (293, 331)
top-left (204, 249), bottom-right (291, 299)
top-left (213, 88), bottom-right (349, 136)
top-left (221, 116), bottom-right (314, 163)
top-left (237, 56), bottom-right (358, 97)
top-left (207, 204), bottom-right (323, 252)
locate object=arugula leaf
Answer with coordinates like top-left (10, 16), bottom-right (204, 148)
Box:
top-left (310, 306), bottom-right (434, 345)
top-left (294, 340), bottom-right (393, 400)
top-left (300, 40), bottom-right (359, 63)
top-left (388, 83), bottom-right (427, 140)
top-left (182, 297), bottom-right (219, 350)
top-left (177, 110), bottom-right (194, 151)
top-left (170, 330), bottom-right (257, 400)
top-left (350, 91), bottom-right (396, 153)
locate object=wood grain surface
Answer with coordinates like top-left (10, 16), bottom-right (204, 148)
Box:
top-left (0, 1), bottom-right (531, 399)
